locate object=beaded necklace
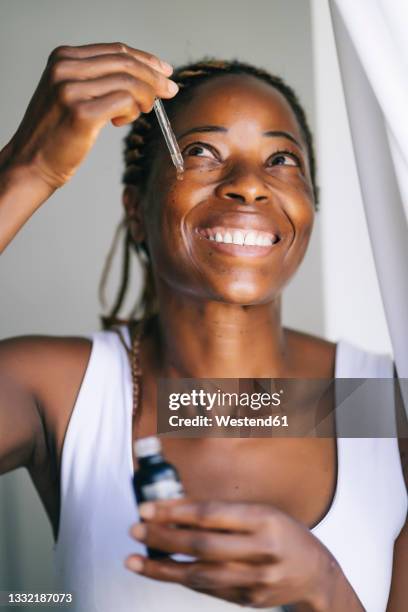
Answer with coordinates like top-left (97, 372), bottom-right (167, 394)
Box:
top-left (113, 318), bottom-right (145, 430)
top-left (130, 319), bottom-right (143, 421)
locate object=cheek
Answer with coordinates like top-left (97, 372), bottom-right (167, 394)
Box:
top-left (300, 205), bottom-right (315, 247)
top-left (282, 179), bottom-right (315, 235)
top-left (285, 206), bottom-right (315, 279)
top-left (296, 205), bottom-right (314, 242)
top-left (276, 184), bottom-right (314, 274)
top-left (144, 174), bottom-right (203, 272)
top-left (160, 180), bottom-right (199, 238)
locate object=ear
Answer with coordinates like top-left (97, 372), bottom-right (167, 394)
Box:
top-left (122, 185), bottom-right (145, 244)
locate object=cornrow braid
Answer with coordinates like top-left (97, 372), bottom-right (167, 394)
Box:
top-left (100, 58), bottom-right (319, 330)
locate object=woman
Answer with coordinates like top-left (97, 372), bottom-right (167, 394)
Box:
top-left (0, 43), bottom-right (406, 612)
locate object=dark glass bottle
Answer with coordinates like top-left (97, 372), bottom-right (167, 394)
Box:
top-left (132, 436), bottom-right (184, 559)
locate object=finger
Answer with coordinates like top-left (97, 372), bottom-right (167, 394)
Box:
top-left (50, 55), bottom-right (178, 99)
top-left (138, 499), bottom-right (274, 532)
top-left (130, 522), bottom-right (276, 562)
top-left (49, 43), bottom-right (173, 76)
top-left (56, 75), bottom-right (156, 114)
top-left (194, 587), bottom-right (251, 607)
top-left (68, 90), bottom-right (142, 129)
top-left (125, 556), bottom-right (274, 591)
top-left (199, 585), bottom-right (288, 610)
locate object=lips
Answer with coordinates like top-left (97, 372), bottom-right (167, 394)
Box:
top-left (191, 210), bottom-right (284, 257)
top-left (197, 226), bottom-right (279, 246)
top-left (194, 225), bottom-right (282, 257)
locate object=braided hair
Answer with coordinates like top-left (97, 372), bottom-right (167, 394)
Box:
top-left (100, 59), bottom-right (318, 329)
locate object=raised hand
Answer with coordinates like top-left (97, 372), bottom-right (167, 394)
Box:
top-left (0, 42), bottom-right (178, 191)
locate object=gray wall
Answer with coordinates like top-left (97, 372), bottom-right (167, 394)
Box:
top-left (0, 0), bottom-right (320, 600)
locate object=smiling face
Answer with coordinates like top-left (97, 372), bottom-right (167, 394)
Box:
top-left (134, 73), bottom-right (315, 306)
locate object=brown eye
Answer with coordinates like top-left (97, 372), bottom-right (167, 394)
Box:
top-left (266, 151), bottom-right (299, 167)
top-left (182, 142), bottom-right (218, 160)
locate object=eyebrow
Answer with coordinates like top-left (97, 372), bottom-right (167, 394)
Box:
top-left (177, 125), bottom-right (227, 139)
top-left (177, 125), bottom-right (302, 148)
top-left (263, 130), bottom-right (302, 148)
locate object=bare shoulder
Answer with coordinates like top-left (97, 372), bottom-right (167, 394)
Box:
top-left (0, 333), bottom-right (93, 448)
top-left (284, 328), bottom-right (337, 378)
top-left (0, 333), bottom-right (92, 396)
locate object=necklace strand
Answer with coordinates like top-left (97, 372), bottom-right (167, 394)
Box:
top-left (130, 319), bottom-right (144, 422)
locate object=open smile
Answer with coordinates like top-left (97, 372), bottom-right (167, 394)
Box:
top-left (195, 225), bottom-right (281, 256)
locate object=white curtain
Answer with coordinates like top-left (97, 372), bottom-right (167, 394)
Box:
top-left (329, 0), bottom-right (408, 386)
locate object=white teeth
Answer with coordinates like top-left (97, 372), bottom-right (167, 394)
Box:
top-left (232, 230), bottom-right (244, 245)
top-left (244, 231), bottom-right (257, 246)
top-left (205, 229), bottom-right (277, 246)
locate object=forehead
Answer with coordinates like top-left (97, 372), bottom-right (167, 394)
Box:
top-left (172, 73), bottom-right (304, 144)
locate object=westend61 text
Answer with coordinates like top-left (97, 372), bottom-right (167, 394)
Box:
top-left (168, 414), bottom-right (289, 427)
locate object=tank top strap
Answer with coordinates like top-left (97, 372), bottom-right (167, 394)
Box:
top-left (335, 339), bottom-right (394, 378)
top-left (335, 339), bottom-right (396, 437)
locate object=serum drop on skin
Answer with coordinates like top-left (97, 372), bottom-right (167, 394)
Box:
top-left (133, 436), bottom-right (185, 559)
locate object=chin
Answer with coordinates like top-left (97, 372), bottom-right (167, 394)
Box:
top-left (214, 281), bottom-right (268, 305)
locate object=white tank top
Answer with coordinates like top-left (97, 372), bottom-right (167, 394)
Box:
top-left (53, 329), bottom-right (407, 612)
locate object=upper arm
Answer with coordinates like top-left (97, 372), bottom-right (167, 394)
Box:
top-left (0, 335), bottom-right (92, 475)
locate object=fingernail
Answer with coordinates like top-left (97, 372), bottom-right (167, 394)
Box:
top-left (126, 557), bottom-right (144, 572)
top-left (167, 80), bottom-right (179, 95)
top-left (160, 60), bottom-right (173, 74)
top-left (131, 523), bottom-right (146, 540)
top-left (139, 502), bottom-right (155, 519)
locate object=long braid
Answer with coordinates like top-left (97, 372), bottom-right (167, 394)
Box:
top-left (100, 58), bottom-right (319, 332)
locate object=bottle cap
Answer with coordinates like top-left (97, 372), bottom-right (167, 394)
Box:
top-left (134, 436), bottom-right (162, 458)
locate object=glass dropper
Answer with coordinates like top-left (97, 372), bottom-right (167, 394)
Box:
top-left (153, 98), bottom-right (184, 175)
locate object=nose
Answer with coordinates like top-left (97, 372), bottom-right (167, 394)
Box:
top-left (215, 165), bottom-right (270, 205)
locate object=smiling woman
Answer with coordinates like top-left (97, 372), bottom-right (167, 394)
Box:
top-left (0, 43), bottom-right (406, 612)
top-left (102, 60), bottom-right (318, 328)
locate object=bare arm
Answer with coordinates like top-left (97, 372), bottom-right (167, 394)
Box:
top-left (0, 41), bottom-right (178, 470)
top-left (0, 353), bottom-right (42, 473)
top-left (0, 163), bottom-right (55, 253)
top-left (0, 336), bottom-right (92, 476)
